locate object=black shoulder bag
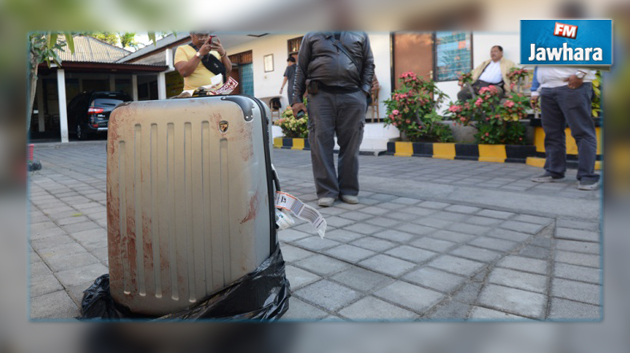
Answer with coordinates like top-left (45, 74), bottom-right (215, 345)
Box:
top-left (188, 44), bottom-right (227, 83)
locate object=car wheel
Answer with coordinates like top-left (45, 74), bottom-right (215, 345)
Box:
top-left (77, 124), bottom-right (84, 140)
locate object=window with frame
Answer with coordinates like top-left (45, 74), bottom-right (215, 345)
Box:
top-left (434, 32), bottom-right (472, 82)
top-left (287, 36), bottom-right (303, 58)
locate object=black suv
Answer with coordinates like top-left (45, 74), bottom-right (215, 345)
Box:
top-left (67, 91), bottom-right (132, 140)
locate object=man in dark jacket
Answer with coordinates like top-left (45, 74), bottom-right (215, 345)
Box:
top-left (291, 32), bottom-right (375, 207)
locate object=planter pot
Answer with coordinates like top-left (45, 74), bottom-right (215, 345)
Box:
top-left (527, 124), bottom-right (602, 170)
top-left (387, 141), bottom-right (536, 164)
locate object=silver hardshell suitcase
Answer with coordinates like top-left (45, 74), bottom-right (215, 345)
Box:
top-left (106, 96), bottom-right (277, 316)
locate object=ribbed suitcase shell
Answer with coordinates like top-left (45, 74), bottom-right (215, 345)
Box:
top-left (106, 96), bottom-right (274, 316)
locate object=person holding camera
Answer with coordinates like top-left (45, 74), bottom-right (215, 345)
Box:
top-left (174, 31), bottom-right (232, 91)
top-left (280, 56), bottom-right (297, 104)
top-left (291, 32), bottom-right (375, 207)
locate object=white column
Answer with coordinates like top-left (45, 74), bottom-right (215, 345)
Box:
top-left (132, 74), bottom-right (138, 101)
top-left (36, 78), bottom-right (45, 132)
top-left (109, 75), bottom-right (116, 91)
top-left (157, 72), bottom-right (166, 100)
top-left (57, 69), bottom-right (69, 143)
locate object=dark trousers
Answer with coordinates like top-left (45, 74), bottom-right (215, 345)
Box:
top-left (307, 90), bottom-right (366, 198)
top-left (540, 83), bottom-right (599, 181)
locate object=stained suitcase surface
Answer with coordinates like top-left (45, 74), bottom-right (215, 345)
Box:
top-left (106, 96), bottom-right (275, 316)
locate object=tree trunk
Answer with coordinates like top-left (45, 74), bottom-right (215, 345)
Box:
top-left (27, 50), bottom-right (39, 132)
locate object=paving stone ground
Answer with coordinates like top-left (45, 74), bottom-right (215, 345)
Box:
top-left (28, 141), bottom-right (602, 321)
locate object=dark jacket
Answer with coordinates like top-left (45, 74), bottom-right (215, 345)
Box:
top-left (291, 31), bottom-right (375, 105)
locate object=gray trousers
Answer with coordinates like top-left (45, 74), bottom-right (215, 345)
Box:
top-left (307, 90), bottom-right (366, 199)
top-left (540, 83), bottom-right (599, 181)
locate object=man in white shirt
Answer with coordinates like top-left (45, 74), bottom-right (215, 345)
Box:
top-left (530, 67), bottom-right (599, 190)
top-left (457, 45), bottom-right (516, 101)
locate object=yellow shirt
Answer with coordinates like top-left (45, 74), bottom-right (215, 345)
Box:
top-left (174, 45), bottom-right (222, 91)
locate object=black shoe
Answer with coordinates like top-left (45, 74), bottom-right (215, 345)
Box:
top-left (531, 173), bottom-right (566, 183)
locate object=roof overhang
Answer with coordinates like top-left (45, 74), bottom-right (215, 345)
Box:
top-left (38, 62), bottom-right (168, 74)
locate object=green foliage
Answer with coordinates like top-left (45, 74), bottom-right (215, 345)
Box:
top-left (447, 88), bottom-right (528, 145)
top-left (384, 71), bottom-right (453, 143)
top-left (592, 70), bottom-right (602, 117)
top-left (90, 32), bottom-right (119, 45)
top-left (29, 32), bottom-right (73, 69)
top-left (275, 106), bottom-right (308, 138)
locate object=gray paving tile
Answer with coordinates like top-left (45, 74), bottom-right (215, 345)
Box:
top-left (278, 229), bottom-right (312, 242)
top-left (478, 284), bottom-right (546, 319)
top-left (29, 261), bottom-right (53, 278)
top-left (469, 237), bottom-right (519, 252)
top-left (488, 268), bottom-right (547, 293)
top-left (360, 206), bottom-right (390, 216)
top-left (555, 228), bottom-right (600, 242)
top-left (395, 223), bottom-right (436, 236)
top-left (294, 280), bottom-right (362, 312)
top-left (555, 251), bottom-right (600, 268)
top-left (324, 229), bottom-right (366, 243)
top-left (325, 216), bottom-right (356, 228)
top-left (512, 215), bottom-right (553, 225)
top-left (427, 255), bottom-right (486, 277)
top-left (358, 254), bottom-right (416, 277)
top-left (57, 216), bottom-right (89, 226)
top-left (330, 267), bottom-right (394, 292)
top-left (281, 297), bottom-right (329, 320)
top-left (29, 225), bottom-right (66, 240)
top-left (293, 237), bottom-right (341, 251)
top-left (549, 298), bottom-right (601, 320)
top-left (372, 229), bottom-right (416, 243)
top-left (445, 205), bottom-right (481, 214)
top-left (552, 278), bottom-right (601, 305)
top-left (518, 245), bottom-right (552, 260)
top-left (554, 263), bottom-right (601, 284)
top-left (379, 202), bottom-right (408, 211)
top-left (364, 217), bottom-right (400, 228)
top-left (500, 221), bottom-right (546, 235)
top-left (452, 282), bottom-right (484, 304)
top-left (497, 255), bottom-right (548, 275)
top-left (54, 263), bottom-right (109, 288)
top-left (418, 201), bottom-right (450, 209)
top-left (324, 244), bottom-right (376, 263)
top-left (431, 212), bottom-right (470, 222)
top-left (385, 245), bottom-right (438, 263)
top-left (555, 240), bottom-right (600, 255)
top-left (70, 228), bottom-right (107, 246)
top-left (477, 210), bottom-right (514, 219)
top-left (90, 246), bottom-right (109, 265)
top-left (446, 223), bottom-right (490, 236)
top-left (339, 296), bottom-right (417, 321)
top-left (390, 197), bottom-right (421, 205)
top-left (374, 281), bottom-right (444, 314)
top-left (410, 237), bottom-right (457, 253)
top-left (344, 223), bottom-right (384, 235)
top-left (464, 216), bottom-right (504, 226)
top-left (338, 211), bottom-right (373, 222)
top-left (30, 234), bottom-right (77, 252)
top-left (469, 307), bottom-right (528, 320)
top-left (403, 267), bottom-right (466, 293)
top-left (279, 244), bottom-right (317, 263)
top-left (61, 221), bottom-right (101, 234)
top-left (556, 219), bottom-right (600, 232)
top-left (385, 212), bottom-right (421, 222)
top-left (412, 217), bottom-right (452, 229)
top-left (429, 230), bottom-right (475, 243)
top-left (450, 245), bottom-right (501, 263)
top-left (529, 236), bottom-right (554, 248)
top-left (293, 254), bottom-right (350, 276)
top-left (30, 290), bottom-right (78, 320)
top-left (351, 237), bottom-right (398, 252)
top-left (45, 251), bottom-right (101, 272)
top-left (396, 207), bottom-right (436, 219)
top-left (485, 228), bottom-right (531, 242)
top-left (286, 265), bottom-right (322, 290)
top-left (428, 300), bottom-right (470, 320)
top-left (30, 274), bottom-right (64, 298)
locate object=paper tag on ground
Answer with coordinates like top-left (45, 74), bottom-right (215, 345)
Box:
top-left (275, 191), bottom-right (327, 238)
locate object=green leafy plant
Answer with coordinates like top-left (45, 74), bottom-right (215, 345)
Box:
top-left (592, 70), bottom-right (602, 117)
top-left (275, 98), bottom-right (308, 138)
top-left (384, 71), bottom-right (453, 142)
top-left (506, 67), bottom-right (530, 93)
top-left (447, 88), bottom-right (528, 145)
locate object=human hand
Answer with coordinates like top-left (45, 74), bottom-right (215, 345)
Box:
top-left (198, 39), bottom-right (212, 56)
top-left (292, 103), bottom-right (306, 117)
top-left (530, 95), bottom-right (539, 109)
top-left (210, 37), bottom-right (226, 57)
top-left (280, 88), bottom-right (283, 94)
top-left (564, 75), bottom-right (584, 89)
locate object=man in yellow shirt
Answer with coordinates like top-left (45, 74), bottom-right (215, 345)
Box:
top-left (174, 32), bottom-right (232, 91)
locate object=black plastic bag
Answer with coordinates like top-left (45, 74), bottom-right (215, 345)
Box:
top-left (78, 247), bottom-right (290, 321)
